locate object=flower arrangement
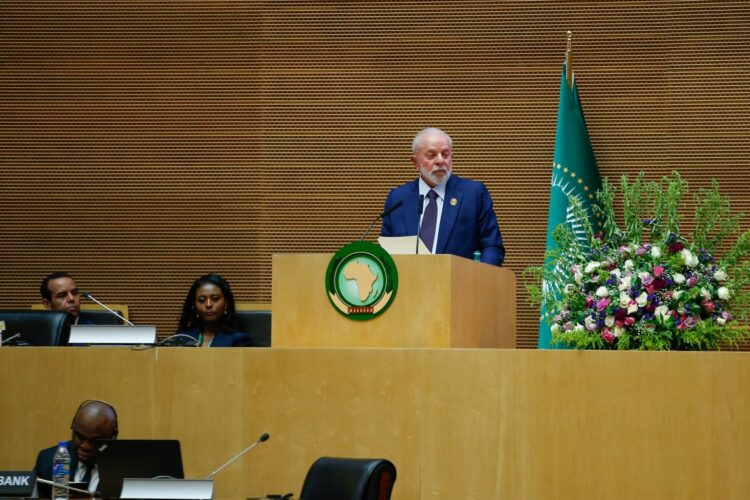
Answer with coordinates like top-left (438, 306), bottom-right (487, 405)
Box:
top-left (527, 172), bottom-right (750, 350)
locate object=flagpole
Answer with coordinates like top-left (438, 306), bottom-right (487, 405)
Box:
top-left (565, 30), bottom-right (573, 87)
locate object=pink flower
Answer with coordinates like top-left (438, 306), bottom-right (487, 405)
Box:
top-left (687, 275), bottom-right (699, 287)
top-left (596, 298), bottom-right (610, 312)
top-left (601, 330), bottom-right (615, 343)
top-left (585, 296), bottom-right (594, 308)
top-left (683, 315), bottom-right (698, 329)
top-left (624, 317), bottom-right (635, 326)
top-left (702, 300), bottom-right (715, 313)
top-left (653, 266), bottom-right (665, 277)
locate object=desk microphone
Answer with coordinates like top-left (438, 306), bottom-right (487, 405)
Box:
top-left (415, 192), bottom-right (425, 255)
top-left (35, 477), bottom-right (96, 498)
top-left (81, 291), bottom-right (135, 326)
top-left (0, 332), bottom-right (21, 346)
top-left (157, 333), bottom-right (201, 347)
top-left (206, 432), bottom-right (270, 480)
top-left (360, 200), bottom-right (404, 241)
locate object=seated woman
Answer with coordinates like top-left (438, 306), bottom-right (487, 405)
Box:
top-left (175, 273), bottom-right (253, 347)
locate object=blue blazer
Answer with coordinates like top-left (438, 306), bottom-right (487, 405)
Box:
top-left (34, 441), bottom-right (79, 483)
top-left (178, 327), bottom-right (254, 347)
top-left (380, 175), bottom-right (505, 266)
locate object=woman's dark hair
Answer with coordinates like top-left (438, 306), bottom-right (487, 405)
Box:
top-left (177, 273), bottom-right (240, 333)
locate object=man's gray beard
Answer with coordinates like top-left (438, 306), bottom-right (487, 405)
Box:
top-left (425, 169), bottom-right (451, 187)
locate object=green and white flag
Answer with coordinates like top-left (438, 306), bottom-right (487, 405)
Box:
top-left (538, 63), bottom-right (602, 349)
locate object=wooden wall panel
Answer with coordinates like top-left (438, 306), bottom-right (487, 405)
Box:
top-left (1, 1), bottom-right (749, 348)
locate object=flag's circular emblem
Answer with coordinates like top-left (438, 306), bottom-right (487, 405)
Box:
top-left (325, 241), bottom-right (398, 320)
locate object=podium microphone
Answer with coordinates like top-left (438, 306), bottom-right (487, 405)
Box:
top-left (206, 432), bottom-right (270, 480)
top-left (359, 200), bottom-right (404, 241)
top-left (80, 291), bottom-right (135, 326)
top-left (415, 193), bottom-right (425, 255)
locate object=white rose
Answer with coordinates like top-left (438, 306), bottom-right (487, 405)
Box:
top-left (700, 288), bottom-right (712, 301)
top-left (717, 287), bottom-right (731, 300)
top-left (623, 259), bottom-right (634, 270)
top-left (681, 249), bottom-right (699, 267)
top-left (574, 271), bottom-right (584, 284)
top-left (596, 286), bottom-right (609, 298)
top-left (636, 292), bottom-right (648, 307)
top-left (717, 317), bottom-right (727, 325)
top-left (550, 323), bottom-right (561, 334)
top-left (714, 269), bottom-right (727, 281)
top-left (619, 292), bottom-right (631, 308)
top-left (651, 246), bottom-right (662, 258)
top-left (585, 261), bottom-right (601, 274)
top-left (638, 271), bottom-right (652, 282)
top-left (673, 273), bottom-right (686, 285)
top-left (673, 290), bottom-right (684, 300)
top-left (655, 305), bottom-right (670, 320)
top-left (605, 316), bottom-right (615, 327)
top-left (614, 326), bottom-right (624, 337)
top-left (618, 276), bottom-right (632, 291)
top-left (610, 269), bottom-right (621, 279)
top-left (574, 324), bottom-right (585, 333)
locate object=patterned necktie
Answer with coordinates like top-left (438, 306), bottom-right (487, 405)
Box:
top-left (420, 190), bottom-right (438, 251)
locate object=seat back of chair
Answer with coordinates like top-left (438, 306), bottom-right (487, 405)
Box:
top-left (234, 305), bottom-right (272, 347)
top-left (299, 457), bottom-right (397, 500)
top-left (0, 310), bottom-right (70, 346)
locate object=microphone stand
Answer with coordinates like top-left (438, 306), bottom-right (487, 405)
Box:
top-left (81, 292), bottom-right (135, 326)
top-left (415, 193), bottom-right (425, 255)
top-left (35, 477), bottom-right (96, 497)
top-left (206, 433), bottom-right (270, 480)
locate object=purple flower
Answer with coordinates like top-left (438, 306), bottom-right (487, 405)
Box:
top-left (683, 316), bottom-right (698, 329)
top-left (687, 275), bottom-right (699, 287)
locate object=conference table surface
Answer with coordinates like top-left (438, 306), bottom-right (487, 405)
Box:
top-left (1, 347), bottom-right (748, 500)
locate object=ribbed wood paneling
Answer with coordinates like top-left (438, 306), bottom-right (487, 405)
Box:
top-left (1, 1), bottom-right (749, 348)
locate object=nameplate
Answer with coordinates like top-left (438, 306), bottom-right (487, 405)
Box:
top-left (0, 471), bottom-right (35, 497)
top-left (69, 325), bottom-right (157, 345)
top-left (119, 478), bottom-right (213, 499)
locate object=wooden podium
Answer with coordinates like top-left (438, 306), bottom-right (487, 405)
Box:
top-left (272, 253), bottom-right (516, 348)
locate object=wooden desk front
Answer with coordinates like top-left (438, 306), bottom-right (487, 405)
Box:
top-left (1, 348), bottom-right (748, 499)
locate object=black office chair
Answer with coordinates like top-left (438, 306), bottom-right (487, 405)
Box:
top-left (235, 310), bottom-right (272, 347)
top-left (0, 310), bottom-right (70, 346)
top-left (299, 457), bottom-right (397, 500)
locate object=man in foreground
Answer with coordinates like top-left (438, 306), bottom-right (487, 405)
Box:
top-left (33, 400), bottom-right (119, 494)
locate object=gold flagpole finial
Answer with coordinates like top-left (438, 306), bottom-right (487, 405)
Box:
top-left (565, 31), bottom-right (573, 87)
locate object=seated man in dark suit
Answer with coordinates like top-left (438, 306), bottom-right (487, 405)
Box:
top-left (40, 272), bottom-right (93, 326)
top-left (380, 127), bottom-right (506, 266)
top-left (34, 400), bottom-right (118, 494)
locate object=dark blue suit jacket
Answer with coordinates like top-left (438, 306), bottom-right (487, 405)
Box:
top-left (34, 441), bottom-right (78, 483)
top-left (178, 327), bottom-right (254, 347)
top-left (381, 175), bottom-right (505, 266)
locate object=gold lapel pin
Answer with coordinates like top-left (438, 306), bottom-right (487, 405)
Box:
top-left (450, 198), bottom-right (458, 206)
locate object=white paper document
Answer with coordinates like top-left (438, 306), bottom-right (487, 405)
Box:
top-left (377, 236), bottom-right (432, 255)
